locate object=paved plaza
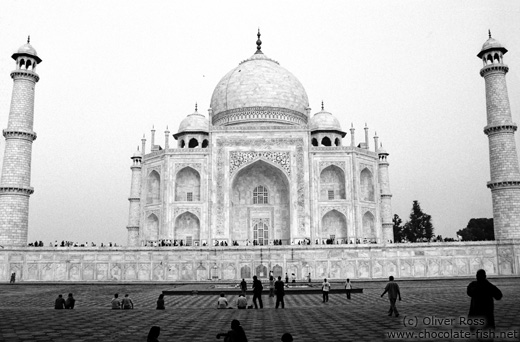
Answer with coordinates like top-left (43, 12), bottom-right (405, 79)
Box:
top-left (0, 278), bottom-right (518, 341)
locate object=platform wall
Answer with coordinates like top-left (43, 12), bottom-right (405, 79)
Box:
top-left (1, 241), bottom-right (519, 282)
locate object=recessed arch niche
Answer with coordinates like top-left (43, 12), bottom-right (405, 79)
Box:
top-left (360, 168), bottom-right (375, 201)
top-left (230, 160), bottom-right (290, 243)
top-left (174, 211), bottom-right (200, 244)
top-left (321, 209), bottom-right (347, 239)
top-left (362, 211), bottom-right (376, 240)
top-left (146, 213), bottom-right (159, 241)
top-left (147, 171), bottom-right (161, 204)
top-left (320, 165), bottom-right (346, 200)
top-left (175, 167), bottom-right (201, 201)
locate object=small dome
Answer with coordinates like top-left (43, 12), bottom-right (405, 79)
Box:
top-left (132, 148), bottom-right (142, 158)
top-left (177, 109), bottom-right (209, 134)
top-left (477, 36), bottom-right (507, 58)
top-left (17, 43), bottom-right (38, 56)
top-left (378, 145), bottom-right (388, 155)
top-left (309, 109), bottom-right (342, 132)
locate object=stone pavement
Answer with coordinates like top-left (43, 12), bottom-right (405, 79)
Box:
top-left (0, 278), bottom-right (518, 341)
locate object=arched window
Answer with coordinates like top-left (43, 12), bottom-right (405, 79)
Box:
top-left (180, 140), bottom-right (185, 148)
top-left (26, 60), bottom-right (32, 70)
top-left (147, 171), bottom-right (161, 204)
top-left (321, 136), bottom-right (331, 146)
top-left (175, 167), bottom-right (201, 201)
top-left (334, 137), bottom-right (341, 146)
top-left (253, 220), bottom-right (269, 245)
top-left (19, 59), bottom-right (25, 68)
top-left (311, 138), bottom-right (318, 146)
top-left (188, 138), bottom-right (198, 148)
top-left (487, 54), bottom-right (494, 65)
top-left (202, 139), bottom-right (209, 148)
top-left (494, 53), bottom-right (500, 64)
top-left (360, 168), bottom-right (375, 201)
top-left (320, 165), bottom-right (346, 200)
top-left (253, 185), bottom-right (269, 204)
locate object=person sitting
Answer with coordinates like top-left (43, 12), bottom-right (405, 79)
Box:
top-left (217, 292), bottom-right (228, 309)
top-left (216, 319), bottom-right (248, 341)
top-left (236, 294), bottom-right (247, 309)
top-left (147, 326), bottom-right (161, 342)
top-left (54, 294), bottom-right (66, 309)
top-left (121, 294), bottom-right (134, 309)
top-left (111, 293), bottom-right (121, 309)
top-left (156, 294), bottom-right (165, 310)
top-left (281, 333), bottom-right (293, 342)
top-left (65, 293), bottom-right (75, 309)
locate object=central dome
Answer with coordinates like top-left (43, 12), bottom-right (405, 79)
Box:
top-left (210, 42), bottom-right (309, 126)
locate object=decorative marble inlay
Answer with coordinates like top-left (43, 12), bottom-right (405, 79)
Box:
top-left (174, 163), bottom-right (202, 173)
top-left (147, 166), bottom-right (161, 175)
top-left (229, 151), bottom-right (290, 176)
top-left (216, 138), bottom-right (305, 235)
top-left (320, 206), bottom-right (348, 218)
top-left (319, 161), bottom-right (346, 172)
top-left (146, 209), bottom-right (161, 218)
top-left (174, 207), bottom-right (201, 219)
top-left (359, 163), bottom-right (373, 173)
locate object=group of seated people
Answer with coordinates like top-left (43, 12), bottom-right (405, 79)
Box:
top-left (28, 241), bottom-right (118, 247)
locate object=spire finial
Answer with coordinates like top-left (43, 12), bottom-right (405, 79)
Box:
top-left (488, 29), bottom-right (492, 38)
top-left (195, 102), bottom-right (198, 112)
top-left (321, 101), bottom-right (324, 111)
top-left (137, 145), bottom-right (140, 151)
top-left (27, 36), bottom-right (30, 44)
top-left (256, 28), bottom-right (262, 54)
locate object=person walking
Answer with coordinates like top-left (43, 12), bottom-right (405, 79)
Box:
top-left (345, 278), bottom-right (352, 299)
top-left (240, 278), bottom-right (247, 296)
top-left (111, 293), bottom-right (121, 309)
top-left (252, 275), bottom-right (263, 309)
top-left (54, 294), bottom-right (66, 309)
top-left (156, 294), bottom-right (165, 310)
top-left (321, 278), bottom-right (331, 303)
top-left (381, 275), bottom-right (401, 317)
top-left (10, 272), bottom-right (15, 284)
top-left (65, 293), bottom-right (75, 309)
top-left (467, 269), bottom-right (503, 332)
top-left (275, 276), bottom-right (285, 309)
top-left (121, 294), bottom-right (134, 309)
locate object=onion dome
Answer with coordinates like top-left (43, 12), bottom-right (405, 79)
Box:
top-left (477, 31), bottom-right (507, 58)
top-left (12, 36), bottom-right (42, 63)
top-left (309, 103), bottom-right (345, 136)
top-left (175, 105), bottom-right (209, 136)
top-left (210, 30), bottom-right (309, 126)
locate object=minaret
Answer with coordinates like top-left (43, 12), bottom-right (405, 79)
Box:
top-left (0, 38), bottom-right (42, 246)
top-left (478, 32), bottom-right (520, 240)
top-left (126, 147), bottom-right (142, 246)
top-left (378, 144), bottom-right (393, 243)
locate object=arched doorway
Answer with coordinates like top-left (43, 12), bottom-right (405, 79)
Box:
top-left (230, 160), bottom-right (290, 244)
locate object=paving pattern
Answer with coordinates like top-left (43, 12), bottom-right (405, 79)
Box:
top-left (0, 278), bottom-right (518, 341)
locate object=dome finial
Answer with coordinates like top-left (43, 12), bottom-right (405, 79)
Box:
top-left (195, 102), bottom-right (198, 112)
top-left (256, 28), bottom-right (262, 54)
top-left (321, 101), bottom-right (324, 111)
top-left (27, 35), bottom-right (30, 44)
top-left (488, 29), bottom-right (492, 38)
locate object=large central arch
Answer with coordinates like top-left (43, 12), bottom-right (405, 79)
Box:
top-left (230, 159), bottom-right (290, 244)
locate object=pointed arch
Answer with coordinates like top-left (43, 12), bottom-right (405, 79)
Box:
top-left (202, 139), bottom-right (209, 148)
top-left (360, 168), bottom-right (374, 201)
top-left (146, 213), bottom-right (159, 240)
top-left (175, 166), bottom-right (201, 201)
top-left (26, 60), bottom-right (32, 70)
top-left (147, 170), bottom-right (161, 204)
top-left (362, 211), bottom-right (376, 240)
top-left (321, 209), bottom-right (347, 239)
top-left (334, 137), bottom-right (341, 146)
top-left (311, 138), bottom-right (318, 146)
top-left (321, 136), bottom-right (331, 146)
top-left (174, 211), bottom-right (200, 244)
top-left (320, 165), bottom-right (346, 200)
top-left (19, 59), bottom-right (25, 68)
top-left (188, 138), bottom-right (198, 148)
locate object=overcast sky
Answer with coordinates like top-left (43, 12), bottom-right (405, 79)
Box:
top-left (1, 1), bottom-right (519, 245)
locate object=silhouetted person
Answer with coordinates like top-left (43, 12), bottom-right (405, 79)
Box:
top-left (381, 275), bottom-right (401, 317)
top-left (345, 278), bottom-right (352, 299)
top-left (156, 294), bottom-right (165, 310)
top-left (111, 293), bottom-right (121, 309)
top-left (65, 293), bottom-right (75, 309)
top-left (216, 319), bottom-right (248, 342)
top-left (54, 294), bottom-right (65, 309)
top-left (275, 276), bottom-right (285, 309)
top-left (281, 332), bottom-right (293, 342)
top-left (240, 278), bottom-right (247, 295)
top-left (9, 272), bottom-right (15, 284)
top-left (467, 269), bottom-right (502, 332)
top-left (147, 326), bottom-right (160, 342)
top-left (122, 294), bottom-right (134, 309)
top-left (252, 275), bottom-right (263, 309)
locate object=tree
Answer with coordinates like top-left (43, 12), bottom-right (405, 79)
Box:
top-left (393, 214), bottom-right (403, 242)
top-left (456, 218), bottom-right (494, 241)
top-left (401, 200), bottom-right (434, 242)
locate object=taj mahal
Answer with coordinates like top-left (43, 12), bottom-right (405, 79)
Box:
top-left (126, 31), bottom-right (393, 249)
top-left (0, 32), bottom-right (519, 282)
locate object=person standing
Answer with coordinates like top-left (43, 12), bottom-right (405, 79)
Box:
top-left (65, 293), bottom-right (75, 309)
top-left (156, 294), bottom-right (165, 310)
top-left (307, 273), bottom-right (311, 284)
top-left (54, 294), bottom-right (66, 309)
top-left (467, 269), bottom-right (503, 332)
top-left (10, 272), bottom-right (15, 284)
top-left (240, 278), bottom-right (247, 296)
top-left (111, 293), bottom-right (121, 309)
top-left (269, 276), bottom-right (275, 297)
top-left (345, 278), bottom-right (352, 299)
top-left (381, 275), bottom-right (401, 317)
top-left (321, 278), bottom-right (331, 303)
top-left (274, 276), bottom-right (285, 309)
top-left (285, 273), bottom-right (289, 284)
top-left (122, 294), bottom-right (134, 309)
top-left (252, 275), bottom-right (263, 309)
